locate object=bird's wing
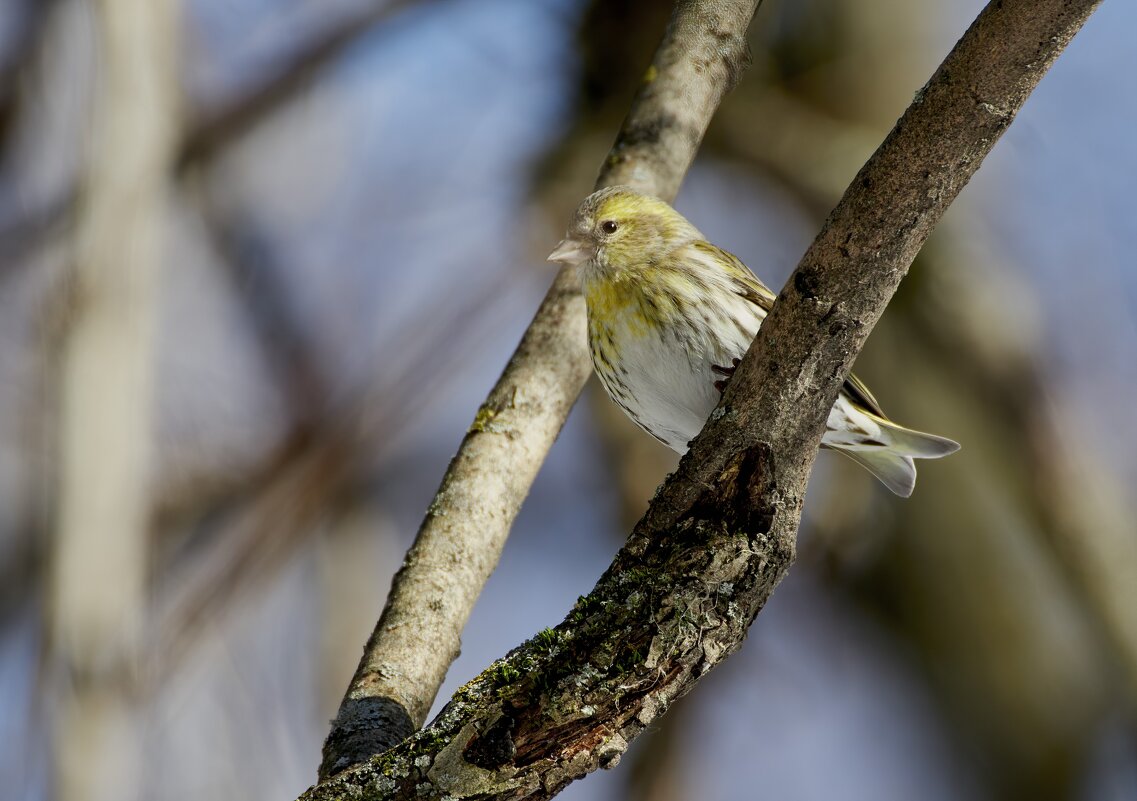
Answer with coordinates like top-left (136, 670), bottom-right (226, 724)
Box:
top-left (841, 372), bottom-right (886, 418)
top-left (690, 241), bottom-right (776, 311)
top-left (692, 240), bottom-right (888, 419)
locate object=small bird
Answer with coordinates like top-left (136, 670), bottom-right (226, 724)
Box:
top-left (548, 186), bottom-right (959, 496)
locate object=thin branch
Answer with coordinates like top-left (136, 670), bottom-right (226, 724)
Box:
top-left (177, 0), bottom-right (427, 172)
top-left (196, 196), bottom-right (329, 421)
top-left (0, 0), bottom-right (61, 152)
top-left (318, 0), bottom-right (762, 780)
top-left (300, 0), bottom-right (1101, 798)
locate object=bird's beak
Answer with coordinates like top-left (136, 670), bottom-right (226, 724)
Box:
top-left (547, 237), bottom-right (593, 266)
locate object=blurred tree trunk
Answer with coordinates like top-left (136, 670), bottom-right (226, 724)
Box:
top-left (45, 1), bottom-right (179, 800)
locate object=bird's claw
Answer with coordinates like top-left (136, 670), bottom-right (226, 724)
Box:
top-left (711, 358), bottom-right (741, 393)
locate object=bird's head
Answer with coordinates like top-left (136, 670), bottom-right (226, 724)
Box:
top-left (547, 186), bottom-right (701, 275)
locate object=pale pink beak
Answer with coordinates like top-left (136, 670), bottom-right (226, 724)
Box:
top-left (547, 237), bottom-right (593, 266)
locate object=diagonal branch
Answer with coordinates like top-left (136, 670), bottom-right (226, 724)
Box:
top-left (177, 0), bottom-right (428, 172)
top-left (0, 0), bottom-right (61, 152)
top-left (317, 0), bottom-right (763, 780)
top-left (300, 0), bottom-right (1101, 798)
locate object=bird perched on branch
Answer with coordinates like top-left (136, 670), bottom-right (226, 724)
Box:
top-left (548, 186), bottom-right (959, 496)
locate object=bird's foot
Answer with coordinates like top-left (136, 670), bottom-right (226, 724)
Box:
top-left (711, 358), bottom-right (741, 393)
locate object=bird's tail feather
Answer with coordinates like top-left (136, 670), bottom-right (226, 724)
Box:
top-left (839, 449), bottom-right (919, 497)
top-left (835, 418), bottom-right (960, 497)
top-left (874, 419), bottom-right (961, 460)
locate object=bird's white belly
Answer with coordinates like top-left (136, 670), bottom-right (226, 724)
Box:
top-left (599, 300), bottom-right (762, 453)
top-left (612, 329), bottom-right (720, 451)
top-left (597, 301), bottom-right (883, 455)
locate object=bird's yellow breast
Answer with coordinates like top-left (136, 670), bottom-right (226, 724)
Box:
top-left (584, 269), bottom-right (699, 340)
top-left (585, 277), bottom-right (651, 339)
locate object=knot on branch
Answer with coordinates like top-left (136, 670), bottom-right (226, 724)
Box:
top-left (685, 442), bottom-right (777, 539)
top-left (710, 28), bottom-right (752, 91)
top-left (463, 708), bottom-right (518, 770)
top-left (794, 267), bottom-right (824, 302)
top-left (614, 112), bottom-right (703, 159)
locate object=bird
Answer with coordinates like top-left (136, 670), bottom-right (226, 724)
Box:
top-left (548, 185), bottom-right (959, 496)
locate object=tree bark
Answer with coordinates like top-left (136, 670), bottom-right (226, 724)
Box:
top-left (302, 0), bottom-right (1101, 798)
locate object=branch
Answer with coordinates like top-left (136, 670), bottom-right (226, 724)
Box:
top-left (0, 0), bottom-right (61, 151)
top-left (177, 0), bottom-right (426, 172)
top-left (46, 0), bottom-right (179, 797)
top-left (301, 0), bottom-right (1100, 798)
top-left (318, 0), bottom-right (761, 779)
top-left (49, 0), bottom-right (180, 702)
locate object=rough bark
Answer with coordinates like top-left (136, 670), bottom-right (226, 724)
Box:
top-left (318, 0), bottom-right (761, 779)
top-left (302, 0), bottom-right (1101, 797)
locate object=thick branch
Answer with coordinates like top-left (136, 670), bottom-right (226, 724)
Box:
top-left (318, 0), bottom-right (760, 780)
top-left (301, 0), bottom-right (1100, 798)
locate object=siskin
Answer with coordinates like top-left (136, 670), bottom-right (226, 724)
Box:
top-left (548, 186), bottom-right (959, 497)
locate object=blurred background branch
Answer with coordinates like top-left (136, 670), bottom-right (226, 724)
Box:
top-left (177, 0), bottom-right (431, 171)
top-left (44, 2), bottom-right (179, 801)
top-left (0, 0), bottom-right (428, 274)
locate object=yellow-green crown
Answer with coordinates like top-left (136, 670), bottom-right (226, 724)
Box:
top-left (570, 186), bottom-right (703, 269)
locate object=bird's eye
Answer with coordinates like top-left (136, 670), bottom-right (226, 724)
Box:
top-left (600, 219), bottom-right (619, 235)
